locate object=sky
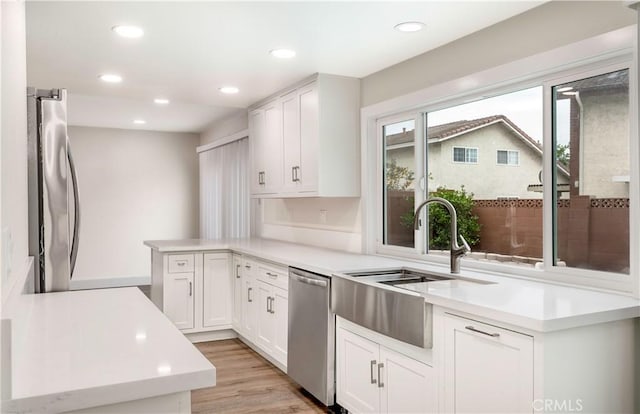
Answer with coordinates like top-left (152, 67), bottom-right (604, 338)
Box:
top-left (384, 86), bottom-right (571, 146)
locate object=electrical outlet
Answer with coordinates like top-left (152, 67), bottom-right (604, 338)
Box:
top-left (319, 209), bottom-right (328, 224)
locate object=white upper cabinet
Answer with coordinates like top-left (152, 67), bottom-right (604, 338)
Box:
top-left (249, 73), bottom-right (360, 197)
top-left (249, 108), bottom-right (266, 195)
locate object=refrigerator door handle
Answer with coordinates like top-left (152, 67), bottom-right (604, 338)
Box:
top-left (67, 139), bottom-right (80, 278)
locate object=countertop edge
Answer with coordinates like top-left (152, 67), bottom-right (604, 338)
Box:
top-left (3, 368), bottom-right (215, 413)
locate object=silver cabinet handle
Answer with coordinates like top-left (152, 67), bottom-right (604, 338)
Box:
top-left (266, 296), bottom-right (271, 313)
top-left (270, 297), bottom-right (275, 314)
top-left (248, 287), bottom-right (253, 302)
top-left (177, 261), bottom-right (186, 266)
top-left (245, 264), bottom-right (251, 269)
top-left (293, 166), bottom-right (300, 182)
top-left (370, 360), bottom-right (377, 384)
top-left (465, 325), bottom-right (500, 338)
top-left (189, 281), bottom-right (192, 297)
top-left (266, 272), bottom-right (278, 279)
top-left (291, 166), bottom-right (296, 183)
top-left (236, 264), bottom-right (241, 278)
top-left (378, 363), bottom-right (384, 388)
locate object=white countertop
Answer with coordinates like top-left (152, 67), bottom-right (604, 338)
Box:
top-left (3, 287), bottom-right (216, 413)
top-left (145, 238), bottom-right (640, 333)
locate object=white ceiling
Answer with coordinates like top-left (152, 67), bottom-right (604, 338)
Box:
top-left (26, 1), bottom-right (544, 133)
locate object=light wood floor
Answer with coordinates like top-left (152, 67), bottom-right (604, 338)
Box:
top-left (192, 339), bottom-right (329, 414)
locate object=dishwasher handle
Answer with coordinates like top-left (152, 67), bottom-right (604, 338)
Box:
top-left (292, 273), bottom-right (328, 288)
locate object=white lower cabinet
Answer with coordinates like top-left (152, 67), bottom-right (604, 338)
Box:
top-left (232, 256), bottom-right (289, 369)
top-left (255, 279), bottom-right (288, 366)
top-left (256, 280), bottom-right (275, 351)
top-left (163, 272), bottom-right (194, 330)
top-left (241, 273), bottom-right (258, 341)
top-left (152, 251), bottom-right (231, 334)
top-left (202, 252), bottom-right (232, 328)
top-left (271, 286), bottom-right (289, 365)
top-left (443, 313), bottom-right (534, 414)
top-left (337, 327), bottom-right (435, 414)
top-left (231, 255), bottom-right (243, 332)
top-left (253, 273), bottom-right (288, 367)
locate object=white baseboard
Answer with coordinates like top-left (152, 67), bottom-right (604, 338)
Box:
top-left (70, 276), bottom-right (150, 290)
top-left (235, 333), bottom-right (287, 374)
top-left (185, 329), bottom-right (237, 343)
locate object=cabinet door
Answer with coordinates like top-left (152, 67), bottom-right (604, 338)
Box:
top-left (379, 346), bottom-right (436, 414)
top-left (263, 102), bottom-right (283, 193)
top-left (231, 255), bottom-right (243, 332)
top-left (202, 253), bottom-right (232, 328)
top-left (282, 90), bottom-right (300, 192)
top-left (242, 277), bottom-right (257, 341)
top-left (271, 286), bottom-right (288, 367)
top-left (255, 280), bottom-right (275, 353)
top-left (164, 272), bottom-right (194, 330)
top-left (298, 83), bottom-right (319, 192)
top-left (444, 314), bottom-right (534, 413)
top-left (249, 108), bottom-right (265, 194)
top-left (336, 328), bottom-right (381, 414)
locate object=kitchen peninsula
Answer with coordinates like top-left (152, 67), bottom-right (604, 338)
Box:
top-left (1, 262), bottom-right (216, 414)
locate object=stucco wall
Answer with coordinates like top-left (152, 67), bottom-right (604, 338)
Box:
top-left (581, 90), bottom-right (630, 198)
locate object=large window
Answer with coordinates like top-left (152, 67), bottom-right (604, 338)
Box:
top-left (377, 62), bottom-right (633, 287)
top-left (552, 68), bottom-right (630, 274)
top-left (382, 118), bottom-right (416, 248)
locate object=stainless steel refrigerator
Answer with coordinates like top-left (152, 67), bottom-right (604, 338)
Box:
top-left (27, 88), bottom-right (80, 293)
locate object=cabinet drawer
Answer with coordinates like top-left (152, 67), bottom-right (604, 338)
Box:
top-left (168, 254), bottom-right (195, 273)
top-left (257, 264), bottom-right (288, 290)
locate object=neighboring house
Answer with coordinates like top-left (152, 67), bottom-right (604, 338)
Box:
top-left (386, 115), bottom-right (570, 199)
top-left (559, 68), bottom-right (629, 199)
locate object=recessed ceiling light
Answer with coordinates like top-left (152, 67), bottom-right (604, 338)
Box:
top-left (133, 119), bottom-right (146, 124)
top-left (394, 21), bottom-right (425, 33)
top-left (154, 98), bottom-right (170, 105)
top-left (219, 86), bottom-right (239, 94)
top-left (112, 25), bottom-right (144, 38)
top-left (270, 48), bottom-right (296, 59)
top-left (557, 86), bottom-right (573, 92)
top-left (562, 91), bottom-right (579, 96)
top-left (99, 74), bottom-right (122, 83)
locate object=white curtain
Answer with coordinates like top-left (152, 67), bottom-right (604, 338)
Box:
top-left (199, 137), bottom-right (250, 239)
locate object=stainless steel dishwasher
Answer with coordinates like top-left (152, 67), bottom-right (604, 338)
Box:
top-left (287, 267), bottom-right (335, 406)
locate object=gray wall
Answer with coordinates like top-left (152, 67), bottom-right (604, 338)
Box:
top-left (361, 1), bottom-right (635, 107)
top-left (69, 126), bottom-right (200, 283)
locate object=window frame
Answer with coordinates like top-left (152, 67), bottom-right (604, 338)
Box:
top-left (496, 149), bottom-right (520, 166)
top-left (452, 146), bottom-right (479, 164)
top-left (364, 26), bottom-right (637, 296)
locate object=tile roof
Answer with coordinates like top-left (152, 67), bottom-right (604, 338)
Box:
top-left (386, 114), bottom-right (541, 149)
